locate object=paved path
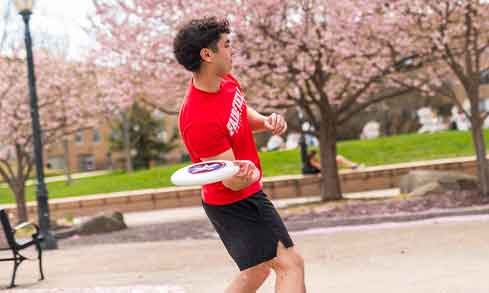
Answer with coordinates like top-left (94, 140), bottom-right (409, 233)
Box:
top-left (0, 170), bottom-right (110, 188)
top-left (2, 213), bottom-right (489, 292)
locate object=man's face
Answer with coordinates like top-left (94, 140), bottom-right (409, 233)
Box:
top-left (203, 33), bottom-right (232, 77)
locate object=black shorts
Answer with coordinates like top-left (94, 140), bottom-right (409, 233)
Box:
top-left (202, 190), bottom-right (294, 271)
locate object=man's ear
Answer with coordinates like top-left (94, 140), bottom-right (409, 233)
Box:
top-left (200, 48), bottom-right (213, 63)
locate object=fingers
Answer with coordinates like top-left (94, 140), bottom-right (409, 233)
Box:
top-left (271, 114), bottom-right (286, 135)
top-left (233, 160), bottom-right (249, 177)
top-left (275, 115), bottom-right (287, 135)
top-left (264, 113), bottom-right (276, 130)
top-left (271, 113), bottom-right (278, 130)
top-left (251, 167), bottom-right (260, 182)
top-left (233, 160), bottom-right (259, 180)
top-left (264, 113), bottom-right (287, 135)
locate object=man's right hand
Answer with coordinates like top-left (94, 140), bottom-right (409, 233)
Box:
top-left (201, 149), bottom-right (260, 191)
top-left (233, 160), bottom-right (260, 182)
top-left (222, 160), bottom-right (260, 191)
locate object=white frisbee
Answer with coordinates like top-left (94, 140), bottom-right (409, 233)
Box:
top-left (171, 160), bottom-right (240, 186)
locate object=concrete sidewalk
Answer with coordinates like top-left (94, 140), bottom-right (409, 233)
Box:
top-left (0, 170), bottom-right (110, 188)
top-left (2, 214), bottom-right (489, 292)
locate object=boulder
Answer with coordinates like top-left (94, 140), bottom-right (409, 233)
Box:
top-left (77, 211), bottom-right (127, 236)
top-left (400, 170), bottom-right (478, 195)
top-left (408, 182), bottom-right (444, 197)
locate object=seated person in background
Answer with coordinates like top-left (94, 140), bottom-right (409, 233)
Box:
top-left (337, 154), bottom-right (363, 170)
top-left (305, 150), bottom-right (321, 174)
top-left (305, 150), bottom-right (363, 174)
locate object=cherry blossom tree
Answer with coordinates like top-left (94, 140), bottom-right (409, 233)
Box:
top-left (365, 0), bottom-right (489, 195)
top-left (88, 0), bottom-right (208, 115)
top-left (0, 47), bottom-right (129, 222)
top-left (89, 0), bottom-right (422, 201)
top-left (231, 0), bottom-right (424, 200)
top-left (88, 0), bottom-right (195, 170)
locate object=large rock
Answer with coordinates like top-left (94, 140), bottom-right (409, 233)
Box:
top-left (77, 211), bottom-right (127, 236)
top-left (408, 182), bottom-right (444, 197)
top-left (400, 170), bottom-right (478, 195)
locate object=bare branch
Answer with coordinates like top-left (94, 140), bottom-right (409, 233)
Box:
top-left (338, 86), bottom-right (415, 124)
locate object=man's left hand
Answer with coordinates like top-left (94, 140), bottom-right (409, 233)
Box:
top-left (264, 113), bottom-right (287, 135)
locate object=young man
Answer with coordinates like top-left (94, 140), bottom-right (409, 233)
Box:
top-left (174, 17), bottom-right (306, 293)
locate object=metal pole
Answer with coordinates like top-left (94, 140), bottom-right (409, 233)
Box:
top-left (296, 105), bottom-right (309, 174)
top-left (20, 10), bottom-right (57, 249)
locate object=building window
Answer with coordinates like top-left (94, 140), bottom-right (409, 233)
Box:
top-left (74, 130), bottom-right (84, 144)
top-left (479, 98), bottom-right (489, 112)
top-left (78, 154), bottom-right (95, 171)
top-left (92, 128), bottom-right (101, 144)
top-left (110, 130), bottom-right (121, 141)
top-left (47, 156), bottom-right (65, 170)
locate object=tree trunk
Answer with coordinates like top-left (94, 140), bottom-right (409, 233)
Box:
top-left (319, 115), bottom-right (343, 201)
top-left (63, 138), bottom-right (72, 186)
top-left (470, 116), bottom-right (489, 196)
top-left (465, 84), bottom-right (489, 197)
top-left (122, 113), bottom-right (133, 172)
top-left (13, 183), bottom-right (28, 223)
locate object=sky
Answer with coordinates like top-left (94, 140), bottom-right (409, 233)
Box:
top-left (1, 0), bottom-right (96, 59)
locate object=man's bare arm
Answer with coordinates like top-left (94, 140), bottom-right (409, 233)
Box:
top-left (247, 106), bottom-right (267, 132)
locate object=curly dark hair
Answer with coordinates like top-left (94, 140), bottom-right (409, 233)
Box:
top-left (173, 17), bottom-right (231, 72)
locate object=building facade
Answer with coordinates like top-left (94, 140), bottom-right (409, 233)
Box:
top-left (45, 125), bottom-right (114, 172)
top-left (44, 114), bottom-right (181, 173)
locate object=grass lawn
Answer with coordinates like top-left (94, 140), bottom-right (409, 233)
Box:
top-left (0, 168), bottom-right (64, 183)
top-left (0, 129), bottom-right (486, 204)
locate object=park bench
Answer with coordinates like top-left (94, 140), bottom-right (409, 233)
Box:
top-left (0, 209), bottom-right (44, 288)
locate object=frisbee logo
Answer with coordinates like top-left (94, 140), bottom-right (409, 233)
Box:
top-left (188, 162), bottom-right (226, 174)
top-left (171, 160), bottom-right (239, 186)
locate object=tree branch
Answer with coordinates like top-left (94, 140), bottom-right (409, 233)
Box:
top-left (338, 86), bottom-right (414, 124)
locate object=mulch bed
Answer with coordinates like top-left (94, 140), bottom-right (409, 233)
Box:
top-left (281, 190), bottom-right (489, 221)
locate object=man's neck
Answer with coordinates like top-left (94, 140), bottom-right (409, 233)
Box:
top-left (193, 69), bottom-right (222, 93)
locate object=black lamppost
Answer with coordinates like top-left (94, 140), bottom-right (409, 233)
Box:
top-left (14, 0), bottom-right (57, 249)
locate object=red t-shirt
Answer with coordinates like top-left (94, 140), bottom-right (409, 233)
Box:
top-left (178, 74), bottom-right (263, 205)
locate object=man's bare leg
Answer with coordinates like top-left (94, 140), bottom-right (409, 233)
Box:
top-left (225, 262), bottom-right (271, 293)
top-left (269, 242), bottom-right (306, 293)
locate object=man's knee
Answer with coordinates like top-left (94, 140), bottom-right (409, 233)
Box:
top-left (270, 244), bottom-right (304, 274)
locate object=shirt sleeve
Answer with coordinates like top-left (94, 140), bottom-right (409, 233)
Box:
top-left (183, 123), bottom-right (231, 159)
